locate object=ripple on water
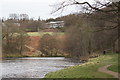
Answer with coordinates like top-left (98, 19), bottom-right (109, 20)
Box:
top-left (2, 57), bottom-right (82, 78)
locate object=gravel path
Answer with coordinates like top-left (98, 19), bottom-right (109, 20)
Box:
top-left (98, 64), bottom-right (120, 78)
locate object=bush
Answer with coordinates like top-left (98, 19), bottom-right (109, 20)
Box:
top-left (39, 34), bottom-right (61, 56)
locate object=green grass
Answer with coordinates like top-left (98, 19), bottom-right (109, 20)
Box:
top-left (45, 53), bottom-right (118, 78)
top-left (2, 53), bottom-right (41, 58)
top-left (3, 53), bottom-right (26, 58)
top-left (108, 64), bottom-right (120, 73)
top-left (2, 53), bottom-right (65, 58)
top-left (27, 32), bottom-right (64, 36)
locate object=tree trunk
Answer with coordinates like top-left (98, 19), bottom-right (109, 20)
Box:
top-left (118, 2), bottom-right (120, 53)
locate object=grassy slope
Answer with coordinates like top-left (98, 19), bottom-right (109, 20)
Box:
top-left (3, 54), bottom-right (26, 58)
top-left (107, 63), bottom-right (120, 73)
top-left (45, 53), bottom-right (118, 78)
top-left (27, 32), bottom-right (64, 36)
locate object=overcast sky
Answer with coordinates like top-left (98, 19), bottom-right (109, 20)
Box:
top-left (0, 0), bottom-right (78, 20)
top-left (0, 0), bottom-right (106, 20)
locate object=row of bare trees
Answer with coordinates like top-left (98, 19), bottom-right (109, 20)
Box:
top-left (57, 0), bottom-right (119, 42)
top-left (1, 15), bottom-right (48, 56)
top-left (61, 13), bottom-right (118, 59)
top-left (39, 34), bottom-right (63, 56)
top-left (2, 13), bottom-right (49, 32)
top-left (19, 19), bottom-right (48, 32)
top-left (9, 13), bottom-right (29, 20)
top-left (2, 20), bottom-right (29, 56)
top-left (38, 1), bottom-right (119, 59)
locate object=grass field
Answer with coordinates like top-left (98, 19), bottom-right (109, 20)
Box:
top-left (108, 63), bottom-right (120, 73)
top-left (45, 53), bottom-right (119, 78)
top-left (27, 32), bottom-right (64, 36)
top-left (2, 54), bottom-right (27, 58)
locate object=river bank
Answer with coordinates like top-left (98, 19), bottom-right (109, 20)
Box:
top-left (45, 53), bottom-right (119, 78)
top-left (2, 53), bottom-right (65, 58)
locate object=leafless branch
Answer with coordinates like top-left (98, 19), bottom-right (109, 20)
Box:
top-left (72, 1), bottom-right (117, 12)
top-left (91, 26), bottom-right (118, 32)
top-left (52, 0), bottom-right (118, 14)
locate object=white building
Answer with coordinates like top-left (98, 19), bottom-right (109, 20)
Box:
top-left (47, 21), bottom-right (64, 28)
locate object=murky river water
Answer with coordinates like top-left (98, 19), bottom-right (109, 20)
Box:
top-left (2, 57), bottom-right (81, 78)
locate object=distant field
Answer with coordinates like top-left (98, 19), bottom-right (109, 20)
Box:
top-left (27, 32), bottom-right (64, 36)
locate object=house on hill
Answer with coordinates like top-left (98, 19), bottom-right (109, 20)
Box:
top-left (47, 21), bottom-right (64, 28)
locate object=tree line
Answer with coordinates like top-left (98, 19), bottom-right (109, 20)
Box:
top-left (2, 20), bottom-right (29, 56)
top-left (1, 14), bottom-right (63, 57)
top-left (39, 1), bottom-right (119, 60)
top-left (1, 1), bottom-right (119, 59)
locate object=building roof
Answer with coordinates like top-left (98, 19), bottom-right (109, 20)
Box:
top-left (49, 21), bottom-right (64, 24)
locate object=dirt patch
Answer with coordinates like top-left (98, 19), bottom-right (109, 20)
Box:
top-left (24, 36), bottom-right (41, 55)
top-left (28, 36), bottom-right (41, 49)
top-left (98, 64), bottom-right (120, 78)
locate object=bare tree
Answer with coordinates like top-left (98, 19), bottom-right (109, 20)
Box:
top-left (2, 20), bottom-right (29, 55)
top-left (0, 22), bottom-right (2, 58)
top-left (39, 34), bottom-right (61, 56)
top-left (52, 0), bottom-right (120, 53)
top-left (52, 0), bottom-right (119, 28)
top-left (9, 13), bottom-right (19, 20)
top-left (20, 14), bottom-right (29, 20)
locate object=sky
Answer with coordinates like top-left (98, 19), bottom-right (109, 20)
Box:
top-left (0, 0), bottom-right (78, 20)
top-left (0, 0), bottom-right (109, 20)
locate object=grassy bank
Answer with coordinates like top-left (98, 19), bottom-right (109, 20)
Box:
top-left (45, 53), bottom-right (118, 78)
top-left (27, 32), bottom-right (64, 36)
top-left (2, 54), bottom-right (30, 58)
top-left (108, 63), bottom-right (120, 73)
top-left (2, 53), bottom-right (44, 58)
top-left (2, 53), bottom-right (65, 58)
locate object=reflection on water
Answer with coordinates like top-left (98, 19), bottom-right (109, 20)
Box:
top-left (2, 57), bottom-right (82, 78)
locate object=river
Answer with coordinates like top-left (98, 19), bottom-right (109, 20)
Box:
top-left (2, 57), bottom-right (82, 78)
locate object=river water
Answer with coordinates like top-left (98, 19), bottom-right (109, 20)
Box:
top-left (2, 57), bottom-right (81, 78)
